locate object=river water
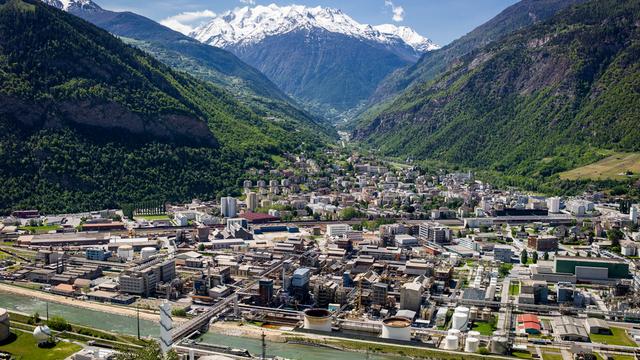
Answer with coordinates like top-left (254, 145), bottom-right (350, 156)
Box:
top-left (0, 292), bottom-right (399, 359)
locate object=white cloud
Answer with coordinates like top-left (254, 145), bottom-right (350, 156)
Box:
top-left (240, 0), bottom-right (256, 4)
top-left (160, 9), bottom-right (216, 35)
top-left (384, 0), bottom-right (404, 22)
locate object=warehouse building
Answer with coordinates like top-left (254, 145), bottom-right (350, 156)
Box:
top-left (554, 256), bottom-right (629, 280)
top-left (552, 316), bottom-right (589, 342)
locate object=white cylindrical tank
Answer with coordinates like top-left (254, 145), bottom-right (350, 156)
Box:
top-left (451, 312), bottom-right (468, 330)
top-left (447, 328), bottom-right (461, 337)
top-left (380, 317), bottom-right (411, 341)
top-left (140, 247), bottom-right (157, 260)
top-left (469, 307), bottom-right (479, 321)
top-left (465, 337), bottom-right (480, 353)
top-left (33, 325), bottom-right (52, 344)
top-left (481, 307), bottom-right (492, 321)
top-left (455, 306), bottom-right (470, 315)
top-left (490, 331), bottom-right (509, 354)
top-left (117, 245), bottom-right (134, 260)
top-left (444, 335), bottom-right (459, 350)
top-left (303, 309), bottom-right (332, 332)
top-left (468, 330), bottom-right (481, 338)
top-left (0, 308), bottom-right (9, 342)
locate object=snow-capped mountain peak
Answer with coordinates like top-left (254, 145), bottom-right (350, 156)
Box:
top-left (190, 4), bottom-right (438, 54)
top-left (41, 0), bottom-right (101, 12)
top-left (373, 24), bottom-right (440, 52)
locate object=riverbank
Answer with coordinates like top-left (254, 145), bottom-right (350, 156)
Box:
top-left (0, 282), bottom-right (162, 322)
top-left (207, 321), bottom-right (518, 360)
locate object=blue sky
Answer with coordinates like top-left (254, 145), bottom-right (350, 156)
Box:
top-left (96, 0), bottom-right (519, 45)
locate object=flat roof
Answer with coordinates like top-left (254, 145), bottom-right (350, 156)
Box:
top-left (555, 256), bottom-right (626, 264)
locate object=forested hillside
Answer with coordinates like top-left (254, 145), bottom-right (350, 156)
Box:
top-left (68, 5), bottom-right (332, 135)
top-left (0, 0), bottom-right (328, 214)
top-left (354, 0), bottom-right (640, 190)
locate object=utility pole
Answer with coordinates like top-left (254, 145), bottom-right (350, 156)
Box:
top-left (136, 303), bottom-right (141, 340)
top-left (46, 301), bottom-right (49, 320)
top-left (261, 330), bottom-right (266, 360)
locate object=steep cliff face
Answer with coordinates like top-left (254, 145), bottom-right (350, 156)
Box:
top-left (368, 0), bottom-right (588, 104)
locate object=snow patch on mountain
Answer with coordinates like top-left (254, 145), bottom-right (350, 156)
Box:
top-left (190, 4), bottom-right (438, 53)
top-left (41, 0), bottom-right (101, 11)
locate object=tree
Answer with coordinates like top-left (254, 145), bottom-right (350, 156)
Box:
top-left (27, 312), bottom-right (41, 325)
top-left (115, 341), bottom-right (178, 360)
top-left (498, 263), bottom-right (513, 277)
top-left (197, 243), bottom-right (205, 251)
top-left (171, 308), bottom-right (187, 317)
top-left (520, 250), bottom-right (528, 264)
top-left (607, 228), bottom-right (624, 249)
top-left (47, 316), bottom-right (71, 331)
top-left (340, 207), bottom-right (361, 221)
top-left (532, 251), bottom-right (538, 264)
top-left (543, 251), bottom-right (549, 261)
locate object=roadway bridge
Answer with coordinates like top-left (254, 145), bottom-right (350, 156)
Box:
top-left (170, 295), bottom-right (237, 342)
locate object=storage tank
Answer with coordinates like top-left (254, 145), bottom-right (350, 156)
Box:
top-left (490, 331), bottom-right (509, 354)
top-left (33, 325), bottom-right (52, 344)
top-left (468, 330), bottom-right (481, 338)
top-left (117, 245), bottom-right (134, 260)
top-left (447, 328), bottom-right (461, 337)
top-left (140, 247), bottom-right (157, 260)
top-left (469, 307), bottom-right (479, 321)
top-left (380, 317), bottom-right (411, 341)
top-left (444, 335), bottom-right (459, 350)
top-left (303, 308), bottom-right (332, 332)
top-left (0, 308), bottom-right (9, 342)
top-left (455, 306), bottom-right (470, 316)
top-left (481, 307), bottom-right (492, 321)
top-left (465, 337), bottom-right (480, 353)
top-left (451, 312), bottom-right (468, 330)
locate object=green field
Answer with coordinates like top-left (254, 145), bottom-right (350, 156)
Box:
top-left (512, 350), bottom-right (533, 359)
top-left (509, 281), bottom-right (521, 296)
top-left (589, 327), bottom-right (637, 347)
top-left (471, 317), bottom-right (497, 335)
top-left (136, 214), bottom-right (170, 221)
top-left (17, 225), bottom-right (61, 233)
top-left (559, 152), bottom-right (640, 180)
top-left (0, 331), bottom-right (82, 360)
top-left (542, 353), bottom-right (563, 360)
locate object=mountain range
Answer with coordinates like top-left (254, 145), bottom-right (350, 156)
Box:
top-left (41, 0), bottom-right (333, 136)
top-left (189, 4), bottom-right (439, 121)
top-left (368, 0), bottom-right (589, 104)
top-left (354, 0), bottom-right (640, 188)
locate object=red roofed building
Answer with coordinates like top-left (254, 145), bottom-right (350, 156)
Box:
top-left (516, 314), bottom-right (541, 335)
top-left (239, 212), bottom-right (279, 224)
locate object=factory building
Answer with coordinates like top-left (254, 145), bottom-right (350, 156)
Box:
top-left (554, 256), bottom-right (629, 280)
top-left (400, 281), bottom-right (423, 312)
top-left (119, 259), bottom-right (176, 297)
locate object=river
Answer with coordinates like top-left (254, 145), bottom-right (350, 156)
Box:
top-left (0, 292), bottom-right (400, 359)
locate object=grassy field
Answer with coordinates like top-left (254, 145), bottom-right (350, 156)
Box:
top-left (559, 152), bottom-right (640, 180)
top-left (512, 350), bottom-right (533, 359)
top-left (136, 214), bottom-right (170, 221)
top-left (0, 331), bottom-right (82, 360)
top-left (589, 327), bottom-right (637, 347)
top-left (509, 281), bottom-right (521, 296)
top-left (542, 353), bottom-right (563, 360)
top-left (471, 317), bottom-right (497, 335)
top-left (17, 225), bottom-right (61, 233)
